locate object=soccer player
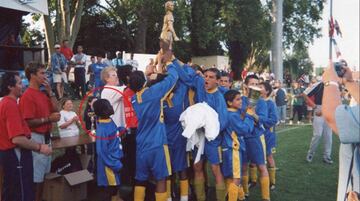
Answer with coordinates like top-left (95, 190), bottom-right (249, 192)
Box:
top-left (93, 99), bottom-right (124, 201)
top-left (130, 50), bottom-right (179, 201)
top-left (190, 68), bottom-right (229, 201)
top-left (163, 59), bottom-right (195, 201)
top-left (222, 90), bottom-right (254, 201)
top-left (241, 74), bottom-right (270, 201)
top-left (259, 82), bottom-right (278, 190)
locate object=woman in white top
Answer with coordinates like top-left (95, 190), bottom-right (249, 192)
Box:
top-left (58, 99), bottom-right (80, 138)
top-left (100, 66), bottom-right (126, 127)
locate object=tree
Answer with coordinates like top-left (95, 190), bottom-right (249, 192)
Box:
top-left (220, 0), bottom-right (271, 79)
top-left (42, 0), bottom-right (85, 60)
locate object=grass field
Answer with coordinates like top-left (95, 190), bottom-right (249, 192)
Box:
top-left (245, 125), bottom-right (339, 201)
top-left (62, 100), bottom-right (338, 201)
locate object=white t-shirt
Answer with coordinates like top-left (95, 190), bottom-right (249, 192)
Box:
top-left (101, 85), bottom-right (126, 127)
top-left (58, 110), bottom-right (80, 138)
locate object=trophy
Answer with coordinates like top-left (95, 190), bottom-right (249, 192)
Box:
top-left (248, 86), bottom-right (261, 107)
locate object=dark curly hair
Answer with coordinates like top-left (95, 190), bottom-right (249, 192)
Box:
top-left (0, 72), bottom-right (19, 97)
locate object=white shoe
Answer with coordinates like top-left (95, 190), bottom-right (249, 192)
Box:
top-left (289, 120), bottom-right (293, 125)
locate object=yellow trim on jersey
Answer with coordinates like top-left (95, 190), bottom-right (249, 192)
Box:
top-left (160, 85), bottom-right (175, 123)
top-left (166, 92), bottom-right (174, 108)
top-left (163, 145), bottom-right (172, 175)
top-left (218, 146), bottom-right (222, 163)
top-left (227, 108), bottom-right (237, 112)
top-left (260, 134), bottom-right (267, 164)
top-left (98, 118), bottom-right (111, 123)
top-left (105, 166), bottom-right (117, 186)
top-left (188, 89), bottom-right (195, 106)
top-left (136, 87), bottom-right (149, 104)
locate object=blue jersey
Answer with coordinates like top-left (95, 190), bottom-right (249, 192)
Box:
top-left (91, 62), bottom-right (107, 87)
top-left (132, 63), bottom-right (179, 152)
top-left (241, 96), bottom-right (268, 138)
top-left (95, 119), bottom-right (123, 186)
top-left (263, 99), bottom-right (278, 134)
top-left (222, 108), bottom-right (254, 151)
top-left (164, 60), bottom-right (191, 148)
top-left (218, 86), bottom-right (229, 95)
top-left (190, 74), bottom-right (228, 146)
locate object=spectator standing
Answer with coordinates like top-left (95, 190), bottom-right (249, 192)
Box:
top-left (126, 53), bottom-right (139, 70)
top-left (112, 51), bottom-right (124, 68)
top-left (290, 82), bottom-right (304, 125)
top-left (19, 62), bottom-right (60, 201)
top-left (60, 39), bottom-right (74, 78)
top-left (102, 52), bottom-right (113, 67)
top-left (71, 45), bottom-right (87, 98)
top-left (51, 44), bottom-right (68, 99)
top-left (91, 53), bottom-right (108, 97)
top-left (100, 67), bottom-right (126, 128)
top-left (304, 81), bottom-right (333, 164)
top-left (321, 62), bottom-right (359, 201)
top-left (284, 70), bottom-right (292, 88)
top-left (274, 80), bottom-right (287, 124)
top-left (0, 72), bottom-right (52, 201)
top-left (87, 56), bottom-right (96, 90)
top-left (57, 99), bottom-right (80, 138)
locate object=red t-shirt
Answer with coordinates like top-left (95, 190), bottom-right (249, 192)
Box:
top-left (123, 87), bottom-right (138, 128)
top-left (60, 46), bottom-right (73, 61)
top-left (19, 88), bottom-right (53, 134)
top-left (0, 96), bottom-right (31, 150)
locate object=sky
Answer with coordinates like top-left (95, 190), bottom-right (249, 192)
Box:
top-left (308, 0), bottom-right (359, 70)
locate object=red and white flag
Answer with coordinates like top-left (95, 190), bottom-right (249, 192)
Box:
top-left (329, 17), bottom-right (335, 37)
top-left (332, 39), bottom-right (342, 58)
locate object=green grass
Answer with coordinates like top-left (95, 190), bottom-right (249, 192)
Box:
top-left (245, 125), bottom-right (339, 201)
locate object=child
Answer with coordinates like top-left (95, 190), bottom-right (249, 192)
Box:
top-left (93, 99), bottom-right (124, 201)
top-left (222, 90), bottom-right (254, 201)
top-left (259, 82), bottom-right (278, 190)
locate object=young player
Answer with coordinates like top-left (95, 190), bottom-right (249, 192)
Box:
top-left (259, 82), bottom-right (278, 190)
top-left (93, 99), bottom-right (124, 201)
top-left (190, 68), bottom-right (229, 201)
top-left (241, 74), bottom-right (270, 201)
top-left (130, 50), bottom-right (179, 201)
top-left (222, 90), bottom-right (255, 201)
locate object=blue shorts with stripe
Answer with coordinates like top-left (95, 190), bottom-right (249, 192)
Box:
top-left (169, 146), bottom-right (189, 173)
top-left (135, 145), bottom-right (172, 181)
top-left (264, 131), bottom-right (276, 156)
top-left (221, 147), bottom-right (244, 179)
top-left (192, 143), bottom-right (222, 165)
top-left (243, 135), bottom-right (266, 165)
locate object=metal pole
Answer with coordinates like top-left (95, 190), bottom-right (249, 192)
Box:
top-left (329, 0), bottom-right (333, 60)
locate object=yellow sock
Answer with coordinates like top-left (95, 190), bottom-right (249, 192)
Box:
top-left (134, 186), bottom-right (146, 201)
top-left (194, 178), bottom-right (206, 201)
top-left (225, 178), bottom-right (232, 190)
top-left (242, 175), bottom-right (249, 195)
top-left (227, 183), bottom-right (238, 201)
top-left (250, 166), bottom-right (258, 183)
top-left (238, 185), bottom-right (245, 200)
top-left (166, 179), bottom-right (172, 199)
top-left (215, 183), bottom-right (226, 201)
top-left (155, 192), bottom-right (168, 201)
top-left (180, 179), bottom-right (189, 197)
top-left (260, 176), bottom-right (270, 200)
top-left (268, 167), bottom-right (276, 185)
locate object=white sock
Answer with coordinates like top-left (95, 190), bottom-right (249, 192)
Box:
top-left (180, 195), bottom-right (188, 201)
top-left (167, 198), bottom-right (172, 201)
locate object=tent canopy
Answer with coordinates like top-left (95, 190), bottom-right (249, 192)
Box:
top-left (0, 0), bottom-right (48, 15)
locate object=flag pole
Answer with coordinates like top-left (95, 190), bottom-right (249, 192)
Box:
top-left (329, 0), bottom-right (333, 60)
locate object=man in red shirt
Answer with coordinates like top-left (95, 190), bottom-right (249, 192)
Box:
top-left (19, 62), bottom-right (60, 201)
top-left (60, 39), bottom-right (74, 78)
top-left (0, 72), bottom-right (52, 201)
top-left (123, 86), bottom-right (138, 185)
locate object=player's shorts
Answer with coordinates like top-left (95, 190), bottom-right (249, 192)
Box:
top-left (31, 132), bottom-right (51, 183)
top-left (221, 147), bottom-right (242, 179)
top-left (53, 72), bottom-right (68, 83)
top-left (135, 145), bottom-right (172, 181)
top-left (264, 131), bottom-right (276, 156)
top-left (169, 146), bottom-right (189, 173)
top-left (243, 135), bottom-right (266, 165)
top-left (191, 138), bottom-right (222, 165)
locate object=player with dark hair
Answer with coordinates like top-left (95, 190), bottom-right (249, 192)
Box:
top-left (259, 82), bottom-right (278, 190)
